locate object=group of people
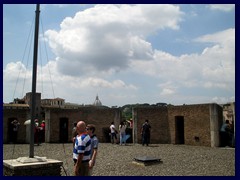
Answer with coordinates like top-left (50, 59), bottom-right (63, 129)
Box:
top-left (109, 121), bottom-right (129, 145)
top-left (72, 119), bottom-right (150, 176)
top-left (10, 119), bottom-right (46, 144)
top-left (72, 121), bottom-right (99, 176)
top-left (109, 119), bottom-right (151, 146)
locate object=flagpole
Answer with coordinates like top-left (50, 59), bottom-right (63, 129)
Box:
top-left (30, 4), bottom-right (40, 158)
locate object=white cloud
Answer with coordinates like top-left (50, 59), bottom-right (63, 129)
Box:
top-left (130, 28), bottom-right (235, 94)
top-left (80, 77), bottom-right (137, 89)
top-left (160, 88), bottom-right (175, 96)
top-left (45, 4), bottom-right (183, 77)
top-left (3, 4), bottom-right (234, 106)
top-left (208, 4), bottom-right (235, 12)
top-left (42, 26), bottom-right (236, 105)
top-left (211, 96), bottom-right (235, 104)
top-left (195, 28), bottom-right (235, 45)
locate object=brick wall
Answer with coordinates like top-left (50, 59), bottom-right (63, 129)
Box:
top-left (45, 107), bottom-right (121, 143)
top-left (133, 103), bottom-right (222, 147)
top-left (3, 103), bottom-right (223, 147)
top-left (169, 104), bottom-right (212, 146)
top-left (133, 106), bottom-right (170, 144)
top-left (3, 108), bottom-right (29, 143)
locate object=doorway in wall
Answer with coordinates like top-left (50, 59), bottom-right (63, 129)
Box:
top-left (175, 116), bottom-right (184, 144)
top-left (59, 118), bottom-right (68, 143)
top-left (7, 118), bottom-right (17, 143)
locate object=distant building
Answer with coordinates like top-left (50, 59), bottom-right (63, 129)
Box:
top-left (13, 98), bottom-right (25, 104)
top-left (41, 99), bottom-right (52, 106)
top-left (222, 102), bottom-right (235, 124)
top-left (93, 95), bottom-right (102, 106)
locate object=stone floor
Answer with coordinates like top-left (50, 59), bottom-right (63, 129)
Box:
top-left (3, 143), bottom-right (235, 176)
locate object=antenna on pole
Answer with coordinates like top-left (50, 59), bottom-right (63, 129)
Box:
top-left (30, 4), bottom-right (40, 158)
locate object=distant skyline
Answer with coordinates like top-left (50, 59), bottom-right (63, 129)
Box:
top-left (3, 4), bottom-right (235, 107)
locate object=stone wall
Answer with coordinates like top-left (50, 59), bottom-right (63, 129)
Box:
top-left (168, 104), bottom-right (212, 146)
top-left (133, 103), bottom-right (223, 147)
top-left (3, 107), bottom-right (29, 143)
top-left (45, 107), bottom-right (121, 143)
top-left (3, 103), bottom-right (223, 147)
top-left (209, 103), bottom-right (223, 147)
top-left (3, 159), bottom-right (62, 176)
top-left (133, 106), bottom-right (170, 144)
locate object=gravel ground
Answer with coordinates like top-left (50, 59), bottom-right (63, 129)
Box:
top-left (3, 143), bottom-right (235, 176)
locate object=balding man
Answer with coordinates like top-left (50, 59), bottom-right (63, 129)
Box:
top-left (73, 121), bottom-right (91, 176)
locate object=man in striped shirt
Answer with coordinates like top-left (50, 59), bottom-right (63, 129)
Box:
top-left (73, 121), bottom-right (91, 176)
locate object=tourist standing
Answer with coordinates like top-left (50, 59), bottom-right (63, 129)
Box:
top-left (72, 122), bottom-right (78, 147)
top-left (220, 120), bottom-right (232, 147)
top-left (110, 122), bottom-right (117, 144)
top-left (141, 119), bottom-right (151, 146)
top-left (73, 121), bottom-right (91, 176)
top-left (86, 124), bottom-right (99, 176)
top-left (119, 121), bottom-right (127, 145)
top-left (11, 119), bottom-right (20, 143)
top-left (39, 120), bottom-right (45, 143)
top-left (34, 119), bottom-right (40, 145)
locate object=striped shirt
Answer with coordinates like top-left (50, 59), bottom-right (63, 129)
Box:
top-left (90, 135), bottom-right (99, 158)
top-left (73, 133), bottom-right (91, 162)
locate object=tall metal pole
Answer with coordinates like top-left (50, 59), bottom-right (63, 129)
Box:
top-left (30, 4), bottom-right (40, 158)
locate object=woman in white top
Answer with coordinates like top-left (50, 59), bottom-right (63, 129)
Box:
top-left (119, 121), bottom-right (127, 145)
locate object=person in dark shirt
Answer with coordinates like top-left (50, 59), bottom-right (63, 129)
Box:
top-left (220, 120), bottom-right (232, 147)
top-left (11, 119), bottom-right (20, 143)
top-left (141, 119), bottom-right (151, 146)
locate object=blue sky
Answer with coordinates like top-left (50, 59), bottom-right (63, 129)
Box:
top-left (3, 4), bottom-right (235, 107)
